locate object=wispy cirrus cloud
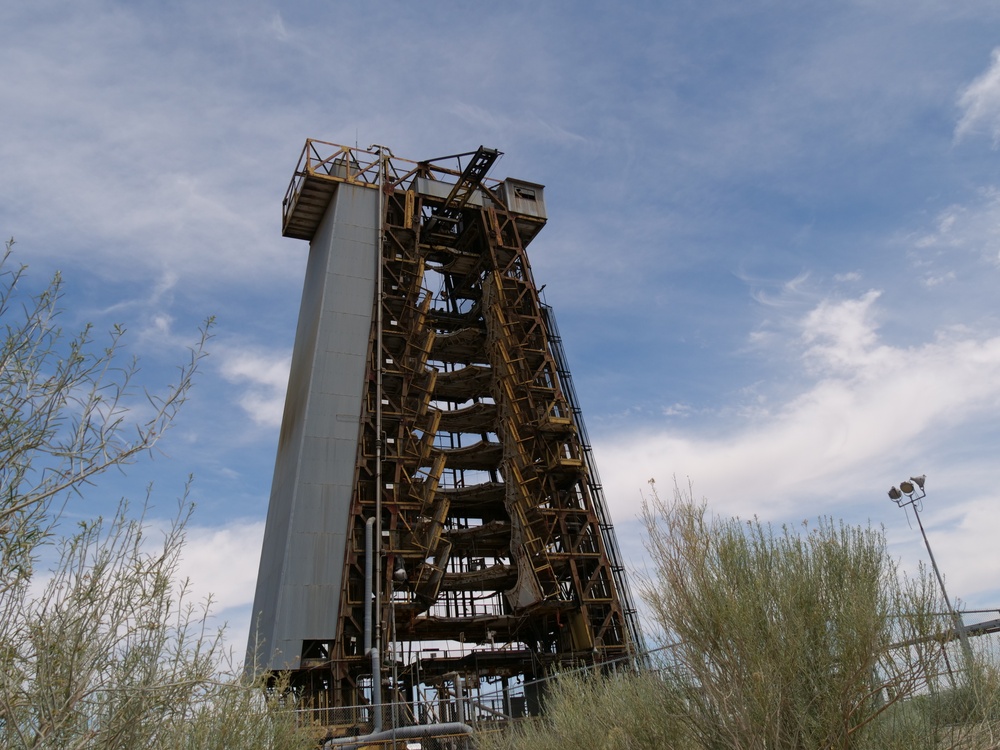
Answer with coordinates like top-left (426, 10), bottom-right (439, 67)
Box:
top-left (912, 187), bottom-right (1000, 270)
top-left (956, 48), bottom-right (1000, 146)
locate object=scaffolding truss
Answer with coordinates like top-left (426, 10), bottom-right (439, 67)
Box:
top-left (275, 141), bottom-right (642, 720)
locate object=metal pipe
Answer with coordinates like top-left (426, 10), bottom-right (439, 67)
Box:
top-left (912, 504), bottom-right (975, 670)
top-left (370, 647), bottom-right (382, 734)
top-left (364, 516), bottom-right (375, 655)
top-left (442, 672), bottom-right (468, 726)
top-left (454, 672), bottom-right (466, 726)
top-left (369, 143), bottom-right (388, 664)
top-left (323, 722), bottom-right (473, 749)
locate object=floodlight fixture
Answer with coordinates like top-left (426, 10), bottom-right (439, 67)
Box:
top-left (889, 475), bottom-right (926, 508)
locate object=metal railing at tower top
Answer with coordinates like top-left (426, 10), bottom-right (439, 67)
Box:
top-left (540, 304), bottom-right (649, 661)
top-left (282, 140), bottom-right (507, 236)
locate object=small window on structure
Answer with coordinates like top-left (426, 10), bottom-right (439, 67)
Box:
top-left (301, 640), bottom-right (330, 660)
top-left (514, 187), bottom-right (536, 201)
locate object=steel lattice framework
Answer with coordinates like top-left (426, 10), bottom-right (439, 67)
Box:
top-left (249, 141), bottom-right (643, 723)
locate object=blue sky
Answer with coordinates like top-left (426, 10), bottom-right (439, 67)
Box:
top-left (4, 0), bottom-right (1000, 654)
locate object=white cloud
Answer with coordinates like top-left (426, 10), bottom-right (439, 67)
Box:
top-left (928, 493), bottom-right (1000, 603)
top-left (801, 290), bottom-right (884, 373)
top-left (597, 291), bottom-right (1000, 527)
top-left (216, 346), bottom-right (290, 428)
top-left (956, 48), bottom-right (1000, 146)
top-left (912, 187), bottom-right (1000, 269)
top-left (176, 519), bottom-right (264, 615)
top-left (923, 271), bottom-right (956, 287)
top-left (661, 403), bottom-right (693, 418)
top-left (750, 272), bottom-right (813, 308)
top-left (834, 271), bottom-right (862, 283)
top-left (0, 3), bottom-right (303, 287)
top-left (158, 517), bottom-right (265, 662)
top-left (27, 513), bottom-right (266, 668)
top-left (447, 103), bottom-right (589, 148)
top-left (269, 11), bottom-right (289, 42)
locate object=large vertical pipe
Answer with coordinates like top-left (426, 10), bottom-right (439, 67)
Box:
top-left (363, 516), bottom-right (375, 655)
top-left (371, 146), bottom-right (387, 738)
top-left (370, 647), bottom-right (382, 733)
top-left (458, 674), bottom-right (466, 725)
top-left (452, 672), bottom-right (466, 725)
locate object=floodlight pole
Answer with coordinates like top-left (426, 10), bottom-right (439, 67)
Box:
top-left (889, 477), bottom-right (975, 675)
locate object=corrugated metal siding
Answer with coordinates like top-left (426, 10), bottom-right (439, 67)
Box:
top-left (248, 182), bottom-right (378, 672)
top-left (498, 179), bottom-right (546, 219)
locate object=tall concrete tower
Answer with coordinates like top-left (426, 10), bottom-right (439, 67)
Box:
top-left (248, 141), bottom-right (642, 717)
